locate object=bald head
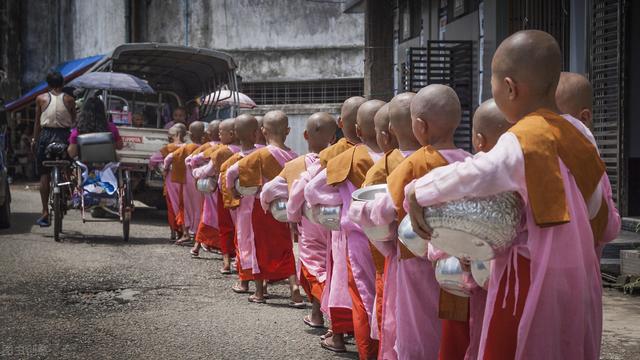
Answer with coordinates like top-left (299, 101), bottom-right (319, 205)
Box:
top-left (262, 110), bottom-right (289, 135)
top-left (305, 112), bottom-right (338, 153)
top-left (168, 123), bottom-right (187, 142)
top-left (493, 30), bottom-right (562, 97)
top-left (357, 100), bottom-right (386, 151)
top-left (410, 84), bottom-right (461, 145)
top-left (255, 115), bottom-right (266, 145)
top-left (373, 103), bottom-right (397, 152)
top-left (207, 120), bottom-right (221, 142)
top-left (340, 96), bottom-right (367, 141)
top-left (218, 118), bottom-right (236, 145)
top-left (234, 114), bottom-right (258, 144)
top-left (556, 72), bottom-right (593, 128)
top-left (188, 121), bottom-right (205, 143)
top-left (389, 92), bottom-right (420, 150)
top-left (472, 99), bottom-right (510, 152)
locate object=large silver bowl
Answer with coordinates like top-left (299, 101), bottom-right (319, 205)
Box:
top-left (270, 199), bottom-right (288, 222)
top-left (470, 260), bottom-right (491, 290)
top-left (435, 257), bottom-right (471, 297)
top-left (314, 205), bottom-right (341, 231)
top-left (196, 177), bottom-right (217, 193)
top-left (397, 215), bottom-right (428, 257)
top-left (234, 178), bottom-right (259, 196)
top-left (352, 184), bottom-right (394, 241)
top-left (425, 192), bottom-right (523, 261)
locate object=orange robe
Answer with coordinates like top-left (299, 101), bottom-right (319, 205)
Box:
top-left (159, 143), bottom-right (183, 233)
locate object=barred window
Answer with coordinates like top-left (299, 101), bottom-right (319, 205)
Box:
top-left (241, 79), bottom-right (364, 105)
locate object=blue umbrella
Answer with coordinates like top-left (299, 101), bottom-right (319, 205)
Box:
top-left (67, 72), bottom-right (155, 94)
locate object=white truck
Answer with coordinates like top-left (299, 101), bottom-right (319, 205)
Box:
top-left (81, 43), bottom-right (239, 208)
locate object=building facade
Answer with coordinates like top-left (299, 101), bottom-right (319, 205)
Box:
top-left (348, 0), bottom-right (638, 220)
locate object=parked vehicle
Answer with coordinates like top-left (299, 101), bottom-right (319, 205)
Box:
top-left (0, 100), bottom-right (10, 228)
top-left (79, 43), bottom-right (238, 208)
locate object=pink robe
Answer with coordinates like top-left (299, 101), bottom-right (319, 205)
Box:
top-left (349, 149), bottom-right (469, 360)
top-left (306, 148), bottom-right (382, 339)
top-left (226, 145), bottom-right (298, 276)
top-left (151, 145), bottom-right (184, 228)
top-left (412, 115), bottom-right (620, 360)
top-left (190, 143), bottom-right (239, 231)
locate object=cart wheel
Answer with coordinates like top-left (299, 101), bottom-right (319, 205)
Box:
top-left (53, 192), bottom-right (63, 242)
top-left (122, 170), bottom-right (132, 242)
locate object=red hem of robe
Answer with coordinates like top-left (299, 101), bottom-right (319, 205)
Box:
top-left (251, 199), bottom-right (296, 281)
top-left (195, 222), bottom-right (220, 249)
top-left (347, 256), bottom-right (379, 360)
top-left (217, 191), bottom-right (236, 256)
top-left (330, 307), bottom-right (354, 334)
top-left (482, 255), bottom-right (531, 360)
top-left (299, 263), bottom-right (324, 302)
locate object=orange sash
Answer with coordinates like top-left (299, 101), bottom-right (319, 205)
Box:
top-left (238, 148), bottom-right (285, 188)
top-left (318, 138), bottom-right (355, 168)
top-left (219, 153), bottom-right (243, 209)
top-left (509, 109), bottom-right (606, 227)
top-left (326, 145), bottom-right (374, 188)
top-left (191, 142), bottom-right (213, 156)
top-left (279, 155), bottom-right (308, 191)
top-left (170, 143), bottom-right (199, 184)
top-left (210, 146), bottom-right (235, 173)
top-left (160, 143), bottom-right (182, 158)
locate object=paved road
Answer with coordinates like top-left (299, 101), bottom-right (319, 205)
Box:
top-left (0, 187), bottom-right (638, 359)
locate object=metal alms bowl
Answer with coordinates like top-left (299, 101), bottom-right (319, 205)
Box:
top-left (425, 191), bottom-right (523, 261)
top-left (270, 198), bottom-right (288, 223)
top-left (397, 215), bottom-right (428, 257)
top-left (435, 256), bottom-right (471, 298)
top-left (234, 178), bottom-right (259, 196)
top-left (471, 260), bottom-right (491, 290)
top-left (352, 184), bottom-right (394, 242)
top-left (314, 205), bottom-right (342, 231)
top-left (196, 177), bottom-right (217, 193)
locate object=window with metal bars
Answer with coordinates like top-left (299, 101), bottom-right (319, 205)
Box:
top-left (241, 79), bottom-right (364, 105)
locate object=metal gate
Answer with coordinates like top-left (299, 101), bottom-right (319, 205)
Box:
top-left (426, 41), bottom-right (474, 152)
top-left (590, 0), bottom-right (626, 213)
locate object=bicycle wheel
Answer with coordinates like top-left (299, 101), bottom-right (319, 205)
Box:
top-left (122, 170), bottom-right (132, 242)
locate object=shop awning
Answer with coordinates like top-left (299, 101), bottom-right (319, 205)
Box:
top-left (5, 54), bottom-right (104, 112)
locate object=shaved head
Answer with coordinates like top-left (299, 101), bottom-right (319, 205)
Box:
top-left (219, 118), bottom-right (235, 131)
top-left (262, 110), bottom-right (289, 135)
top-left (168, 123), bottom-right (187, 141)
top-left (373, 103), bottom-right (391, 132)
top-left (556, 72), bottom-right (593, 127)
top-left (411, 84), bottom-right (461, 131)
top-left (207, 120), bottom-right (221, 135)
top-left (373, 103), bottom-right (398, 152)
top-left (389, 92), bottom-right (420, 150)
top-left (305, 112), bottom-right (338, 153)
top-left (188, 121), bottom-right (205, 142)
top-left (357, 100), bottom-right (386, 151)
top-left (340, 96), bottom-right (367, 141)
top-left (472, 99), bottom-right (510, 152)
top-left (218, 118), bottom-right (236, 145)
top-left (234, 114), bottom-right (258, 143)
top-left (493, 30), bottom-right (562, 97)
top-left (255, 115), bottom-right (266, 144)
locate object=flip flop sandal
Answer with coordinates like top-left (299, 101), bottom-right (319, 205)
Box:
top-left (320, 330), bottom-right (333, 341)
top-left (248, 295), bottom-right (266, 304)
top-left (36, 216), bottom-right (51, 227)
top-left (320, 339), bottom-right (346, 353)
top-left (231, 285), bottom-right (251, 294)
top-left (303, 315), bottom-right (325, 329)
top-left (219, 268), bottom-right (232, 274)
top-left (288, 300), bottom-right (306, 309)
top-left (190, 249), bottom-right (199, 257)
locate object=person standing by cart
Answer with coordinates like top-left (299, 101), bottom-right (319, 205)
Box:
top-left (31, 70), bottom-right (76, 227)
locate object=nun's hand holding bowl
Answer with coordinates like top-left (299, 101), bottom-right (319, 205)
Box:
top-left (407, 184), bottom-right (432, 240)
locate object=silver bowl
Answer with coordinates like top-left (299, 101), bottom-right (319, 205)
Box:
top-left (435, 257), bottom-right (471, 298)
top-left (470, 260), bottom-right (491, 290)
top-left (196, 177), bottom-right (217, 193)
top-left (234, 178), bottom-right (259, 196)
top-left (397, 215), bottom-right (428, 257)
top-left (303, 202), bottom-right (318, 223)
top-left (270, 199), bottom-right (288, 222)
top-left (352, 184), bottom-right (394, 241)
top-left (314, 205), bottom-right (341, 231)
top-left (425, 192), bottom-right (523, 261)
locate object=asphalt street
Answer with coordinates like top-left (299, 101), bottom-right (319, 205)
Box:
top-left (0, 187), bottom-right (639, 359)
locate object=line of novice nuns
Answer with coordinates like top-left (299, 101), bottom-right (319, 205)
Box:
top-left (149, 30), bottom-right (620, 360)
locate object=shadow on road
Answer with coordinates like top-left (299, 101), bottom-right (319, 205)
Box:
top-left (0, 211), bottom-right (40, 235)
